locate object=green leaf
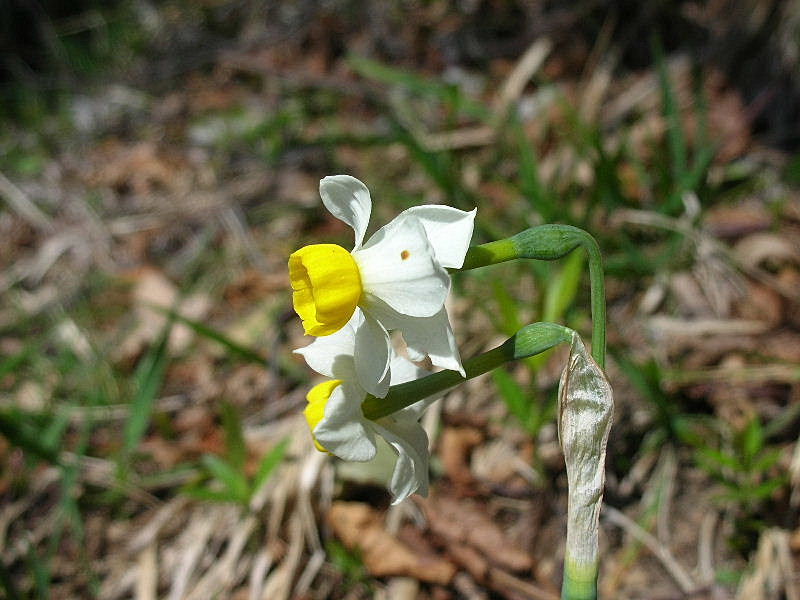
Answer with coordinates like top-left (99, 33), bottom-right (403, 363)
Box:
top-left (221, 403), bottom-right (246, 471)
top-left (542, 250), bottom-right (584, 323)
top-left (492, 368), bottom-right (531, 428)
top-left (252, 438), bottom-right (289, 494)
top-left (201, 454), bottom-right (250, 503)
top-left (491, 279), bottom-right (523, 336)
top-left (750, 448), bottom-right (782, 474)
top-left (740, 419), bottom-right (764, 465)
top-left (122, 322), bottom-right (172, 461)
top-left (0, 343), bottom-right (34, 381)
top-left (150, 306), bottom-right (267, 366)
top-left (718, 477), bottom-right (786, 503)
top-left (653, 36), bottom-right (687, 207)
top-left (0, 410), bottom-right (61, 465)
top-left (695, 447), bottom-right (740, 473)
top-left (514, 118), bottom-right (554, 220)
top-left (347, 55), bottom-right (489, 121)
top-left (182, 486), bottom-right (242, 504)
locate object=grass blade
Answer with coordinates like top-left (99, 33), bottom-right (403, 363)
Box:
top-left (201, 454), bottom-right (250, 503)
top-left (253, 438), bottom-right (289, 494)
top-left (120, 320), bottom-right (172, 473)
top-left (151, 306), bottom-right (267, 366)
top-left (221, 402), bottom-right (246, 471)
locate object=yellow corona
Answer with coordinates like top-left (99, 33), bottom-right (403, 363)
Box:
top-left (289, 244), bottom-right (362, 336)
top-left (303, 379), bottom-right (342, 452)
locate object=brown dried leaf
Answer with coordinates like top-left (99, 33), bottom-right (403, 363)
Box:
top-left (734, 233), bottom-right (800, 271)
top-left (327, 502), bottom-right (455, 584)
top-left (704, 202), bottom-right (774, 239)
top-left (115, 267), bottom-right (211, 364)
top-left (733, 281), bottom-right (783, 327)
top-left (421, 494), bottom-right (533, 573)
top-left (439, 427), bottom-right (483, 487)
top-left (85, 141), bottom-right (190, 196)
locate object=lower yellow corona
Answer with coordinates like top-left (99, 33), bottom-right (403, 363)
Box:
top-left (304, 379), bottom-right (342, 453)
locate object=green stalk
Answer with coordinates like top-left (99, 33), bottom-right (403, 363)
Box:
top-left (562, 559), bottom-right (599, 600)
top-left (459, 225), bottom-right (606, 369)
top-left (362, 322), bottom-right (572, 420)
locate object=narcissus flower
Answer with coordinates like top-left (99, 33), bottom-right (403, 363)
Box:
top-left (296, 311), bottom-right (435, 503)
top-left (289, 175), bottom-right (475, 384)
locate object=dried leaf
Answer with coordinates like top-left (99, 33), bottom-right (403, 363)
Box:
top-left (327, 502), bottom-right (455, 584)
top-left (421, 494), bottom-right (533, 573)
top-left (439, 427), bottom-right (483, 487)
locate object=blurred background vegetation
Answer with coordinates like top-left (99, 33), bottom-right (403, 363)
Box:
top-left (1, 1), bottom-right (799, 598)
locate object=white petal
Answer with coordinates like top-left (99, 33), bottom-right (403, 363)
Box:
top-left (314, 382), bottom-right (377, 462)
top-left (355, 216), bottom-right (449, 317)
top-left (400, 395), bottom-right (440, 420)
top-left (354, 312), bottom-right (391, 398)
top-left (396, 206), bottom-right (476, 268)
top-left (372, 416), bottom-right (430, 503)
top-left (388, 355), bottom-right (425, 386)
top-left (294, 316), bottom-right (357, 380)
top-left (366, 299), bottom-right (465, 376)
top-left (319, 175), bottom-right (372, 250)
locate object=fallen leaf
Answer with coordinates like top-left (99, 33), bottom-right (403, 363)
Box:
top-left (115, 267), bottom-right (211, 364)
top-left (704, 202), bottom-right (773, 239)
top-left (327, 502), bottom-right (456, 584)
top-left (439, 427), bottom-right (483, 487)
top-left (421, 494), bottom-right (533, 573)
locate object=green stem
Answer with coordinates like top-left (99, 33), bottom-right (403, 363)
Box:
top-left (362, 322), bottom-right (573, 420)
top-left (459, 225), bottom-right (606, 369)
top-left (562, 558), bottom-right (599, 600)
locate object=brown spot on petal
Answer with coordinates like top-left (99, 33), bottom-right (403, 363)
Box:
top-left (400, 250), bottom-right (410, 260)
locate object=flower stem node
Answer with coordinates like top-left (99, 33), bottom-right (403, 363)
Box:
top-left (290, 244), bottom-right (362, 336)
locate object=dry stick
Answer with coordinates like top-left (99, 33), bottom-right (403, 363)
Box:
top-left (0, 172), bottom-right (53, 232)
top-left (127, 497), bottom-right (190, 555)
top-left (186, 514), bottom-right (256, 600)
top-left (167, 511), bottom-right (217, 600)
top-left (776, 530), bottom-right (800, 600)
top-left (489, 568), bottom-right (560, 600)
top-left (603, 505), bottom-right (696, 594)
top-left (615, 208), bottom-right (800, 303)
top-left (493, 38), bottom-right (553, 118)
top-left (697, 511), bottom-right (718, 587)
top-left (293, 549), bottom-right (326, 597)
top-left (248, 549), bottom-right (274, 600)
top-left (408, 37), bottom-right (552, 152)
top-left (262, 514), bottom-right (304, 600)
top-left (135, 543), bottom-right (158, 600)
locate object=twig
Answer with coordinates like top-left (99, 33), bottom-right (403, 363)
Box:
top-left (167, 510), bottom-right (217, 600)
top-left (664, 364), bottom-right (800, 386)
top-left (603, 504), bottom-right (697, 594)
top-left (697, 511), bottom-right (718, 586)
top-left (489, 568), bottom-right (560, 600)
top-left (493, 38), bottom-right (552, 119)
top-left (0, 172), bottom-right (53, 232)
top-left (135, 543), bottom-right (158, 600)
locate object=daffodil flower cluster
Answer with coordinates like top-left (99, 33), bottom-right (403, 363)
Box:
top-left (289, 175), bottom-right (475, 502)
top-left (289, 183), bottom-right (613, 599)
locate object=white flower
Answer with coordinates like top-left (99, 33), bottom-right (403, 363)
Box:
top-left (289, 175), bottom-right (475, 392)
top-left (296, 310), bottom-right (436, 503)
